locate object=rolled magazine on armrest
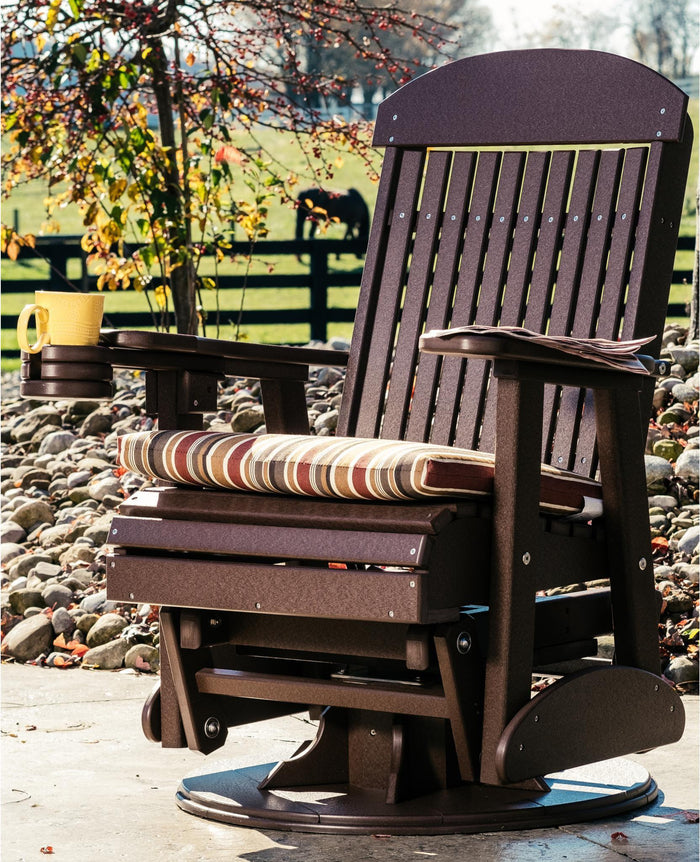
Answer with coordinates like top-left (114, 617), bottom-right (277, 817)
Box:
top-left (420, 325), bottom-right (655, 374)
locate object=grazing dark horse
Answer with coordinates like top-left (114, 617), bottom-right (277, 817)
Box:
top-left (295, 187), bottom-right (369, 256)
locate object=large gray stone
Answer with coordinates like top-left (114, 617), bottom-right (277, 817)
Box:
top-left (665, 655), bottom-right (699, 684)
top-left (675, 448), bottom-right (699, 484)
top-left (1, 614), bottom-right (53, 661)
top-left (124, 644), bottom-right (160, 673)
top-left (8, 588), bottom-right (45, 615)
top-left (9, 499), bottom-right (55, 530)
top-left (85, 612), bottom-right (128, 648)
top-left (644, 455), bottom-right (674, 491)
top-left (50, 606), bottom-right (75, 636)
top-left (1, 521), bottom-right (26, 544)
top-left (81, 638), bottom-right (129, 669)
top-left (37, 430), bottom-right (78, 455)
top-left (0, 543), bottom-right (26, 563)
top-left (678, 525), bottom-right (699, 558)
top-left (42, 583), bottom-right (74, 610)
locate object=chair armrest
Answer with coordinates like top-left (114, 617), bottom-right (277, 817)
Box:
top-left (100, 330), bottom-right (349, 371)
top-left (419, 326), bottom-right (654, 390)
top-left (21, 330), bottom-right (348, 432)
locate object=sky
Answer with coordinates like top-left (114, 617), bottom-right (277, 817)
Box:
top-left (481, 0), bottom-right (699, 74)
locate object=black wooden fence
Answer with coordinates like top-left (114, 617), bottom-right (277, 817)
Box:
top-left (2, 235), bottom-right (695, 359)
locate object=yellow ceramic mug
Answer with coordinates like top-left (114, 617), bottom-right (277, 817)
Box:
top-left (17, 291), bottom-right (105, 354)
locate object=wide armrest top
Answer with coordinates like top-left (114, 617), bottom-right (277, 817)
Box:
top-left (419, 326), bottom-right (655, 376)
top-left (100, 330), bottom-right (348, 368)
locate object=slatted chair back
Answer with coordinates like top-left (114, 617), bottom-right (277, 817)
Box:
top-left (337, 49), bottom-right (692, 477)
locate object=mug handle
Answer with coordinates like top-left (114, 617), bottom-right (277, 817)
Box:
top-left (17, 304), bottom-right (50, 354)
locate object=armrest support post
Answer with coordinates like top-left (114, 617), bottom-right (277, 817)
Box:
top-left (479, 374), bottom-right (544, 785)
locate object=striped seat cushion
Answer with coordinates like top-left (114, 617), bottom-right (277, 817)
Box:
top-left (117, 431), bottom-right (602, 515)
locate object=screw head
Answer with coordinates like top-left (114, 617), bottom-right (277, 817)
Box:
top-left (204, 717), bottom-right (221, 739)
top-left (522, 552), bottom-right (531, 566)
top-left (639, 558), bottom-right (647, 571)
top-left (456, 632), bottom-right (472, 654)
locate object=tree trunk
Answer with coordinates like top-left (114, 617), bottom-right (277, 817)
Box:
top-left (148, 38), bottom-right (198, 334)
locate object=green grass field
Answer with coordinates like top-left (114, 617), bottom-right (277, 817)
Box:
top-left (2, 113), bottom-right (697, 372)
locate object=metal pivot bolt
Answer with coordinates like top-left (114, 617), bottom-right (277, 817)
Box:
top-left (204, 717), bottom-right (221, 739)
top-left (522, 552), bottom-right (531, 566)
top-left (639, 558), bottom-right (647, 571)
top-left (456, 632), bottom-right (472, 655)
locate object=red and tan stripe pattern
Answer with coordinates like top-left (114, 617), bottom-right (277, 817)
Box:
top-left (117, 431), bottom-right (601, 512)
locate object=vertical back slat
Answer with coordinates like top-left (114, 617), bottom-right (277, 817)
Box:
top-left (455, 152), bottom-right (526, 450)
top-left (353, 149), bottom-right (426, 438)
top-left (338, 147), bottom-right (403, 437)
top-left (478, 151), bottom-right (550, 452)
top-left (381, 151), bottom-right (452, 439)
top-left (540, 150), bottom-right (599, 468)
top-left (430, 152), bottom-right (501, 446)
top-left (551, 149), bottom-right (624, 471)
top-left (574, 146), bottom-right (649, 469)
top-left (407, 151), bottom-right (477, 442)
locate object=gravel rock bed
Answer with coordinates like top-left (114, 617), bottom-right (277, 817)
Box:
top-left (1, 329), bottom-right (697, 691)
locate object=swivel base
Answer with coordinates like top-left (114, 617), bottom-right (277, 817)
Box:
top-left (176, 757), bottom-right (655, 835)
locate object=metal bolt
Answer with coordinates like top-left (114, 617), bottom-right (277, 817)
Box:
top-left (393, 113), bottom-right (398, 120)
top-left (255, 601), bottom-right (261, 609)
top-left (110, 561), bottom-right (115, 568)
top-left (656, 131), bottom-right (662, 137)
top-left (660, 107), bottom-right (666, 114)
top-left (451, 215), bottom-right (456, 221)
top-left (475, 215), bottom-right (481, 222)
top-left (129, 592), bottom-right (135, 600)
top-left (534, 715), bottom-right (539, 722)
top-left (523, 215), bottom-right (529, 222)
top-left (389, 136), bottom-right (395, 142)
top-left (557, 456), bottom-right (564, 464)
top-left (639, 558), bottom-right (647, 571)
top-left (204, 717), bottom-right (221, 739)
top-left (370, 728), bottom-right (377, 736)
top-left (399, 212), bottom-right (405, 218)
top-left (597, 214), bottom-right (602, 221)
top-left (573, 215), bottom-right (579, 222)
top-left (519, 743), bottom-right (525, 751)
top-left (112, 528), bottom-right (118, 535)
top-left (499, 216), bottom-right (505, 223)
top-left (621, 213), bottom-right (627, 220)
top-left (670, 705), bottom-right (675, 712)
top-left (388, 610), bottom-right (395, 618)
top-left (409, 580), bottom-right (416, 588)
top-left (426, 213), bottom-right (431, 219)
top-left (410, 547), bottom-right (416, 555)
top-left (580, 456), bottom-right (587, 464)
top-left (456, 632), bottom-right (472, 654)
top-left (548, 216), bottom-right (554, 223)
top-left (522, 552), bottom-right (531, 566)
top-left (654, 684), bottom-right (659, 691)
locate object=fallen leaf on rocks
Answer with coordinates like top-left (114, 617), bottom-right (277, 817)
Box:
top-left (70, 643), bottom-right (89, 657)
top-left (610, 832), bottom-right (629, 843)
top-left (40, 847), bottom-right (54, 855)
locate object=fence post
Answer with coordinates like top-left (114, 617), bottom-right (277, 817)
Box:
top-left (309, 241), bottom-right (329, 343)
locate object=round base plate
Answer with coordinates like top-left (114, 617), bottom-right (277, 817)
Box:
top-left (176, 758), bottom-right (656, 835)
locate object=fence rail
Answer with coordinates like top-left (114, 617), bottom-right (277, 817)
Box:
top-left (2, 235), bottom-right (695, 359)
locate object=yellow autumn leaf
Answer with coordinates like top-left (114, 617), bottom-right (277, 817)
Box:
top-left (6, 240), bottom-right (20, 261)
top-left (154, 284), bottom-right (171, 310)
top-left (186, 52), bottom-right (195, 67)
top-left (108, 178), bottom-right (127, 202)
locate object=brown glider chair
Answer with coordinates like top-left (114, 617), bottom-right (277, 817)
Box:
top-left (21, 49), bottom-right (693, 833)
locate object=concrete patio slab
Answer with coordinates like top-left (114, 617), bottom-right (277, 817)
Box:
top-left (2, 663), bottom-right (697, 861)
